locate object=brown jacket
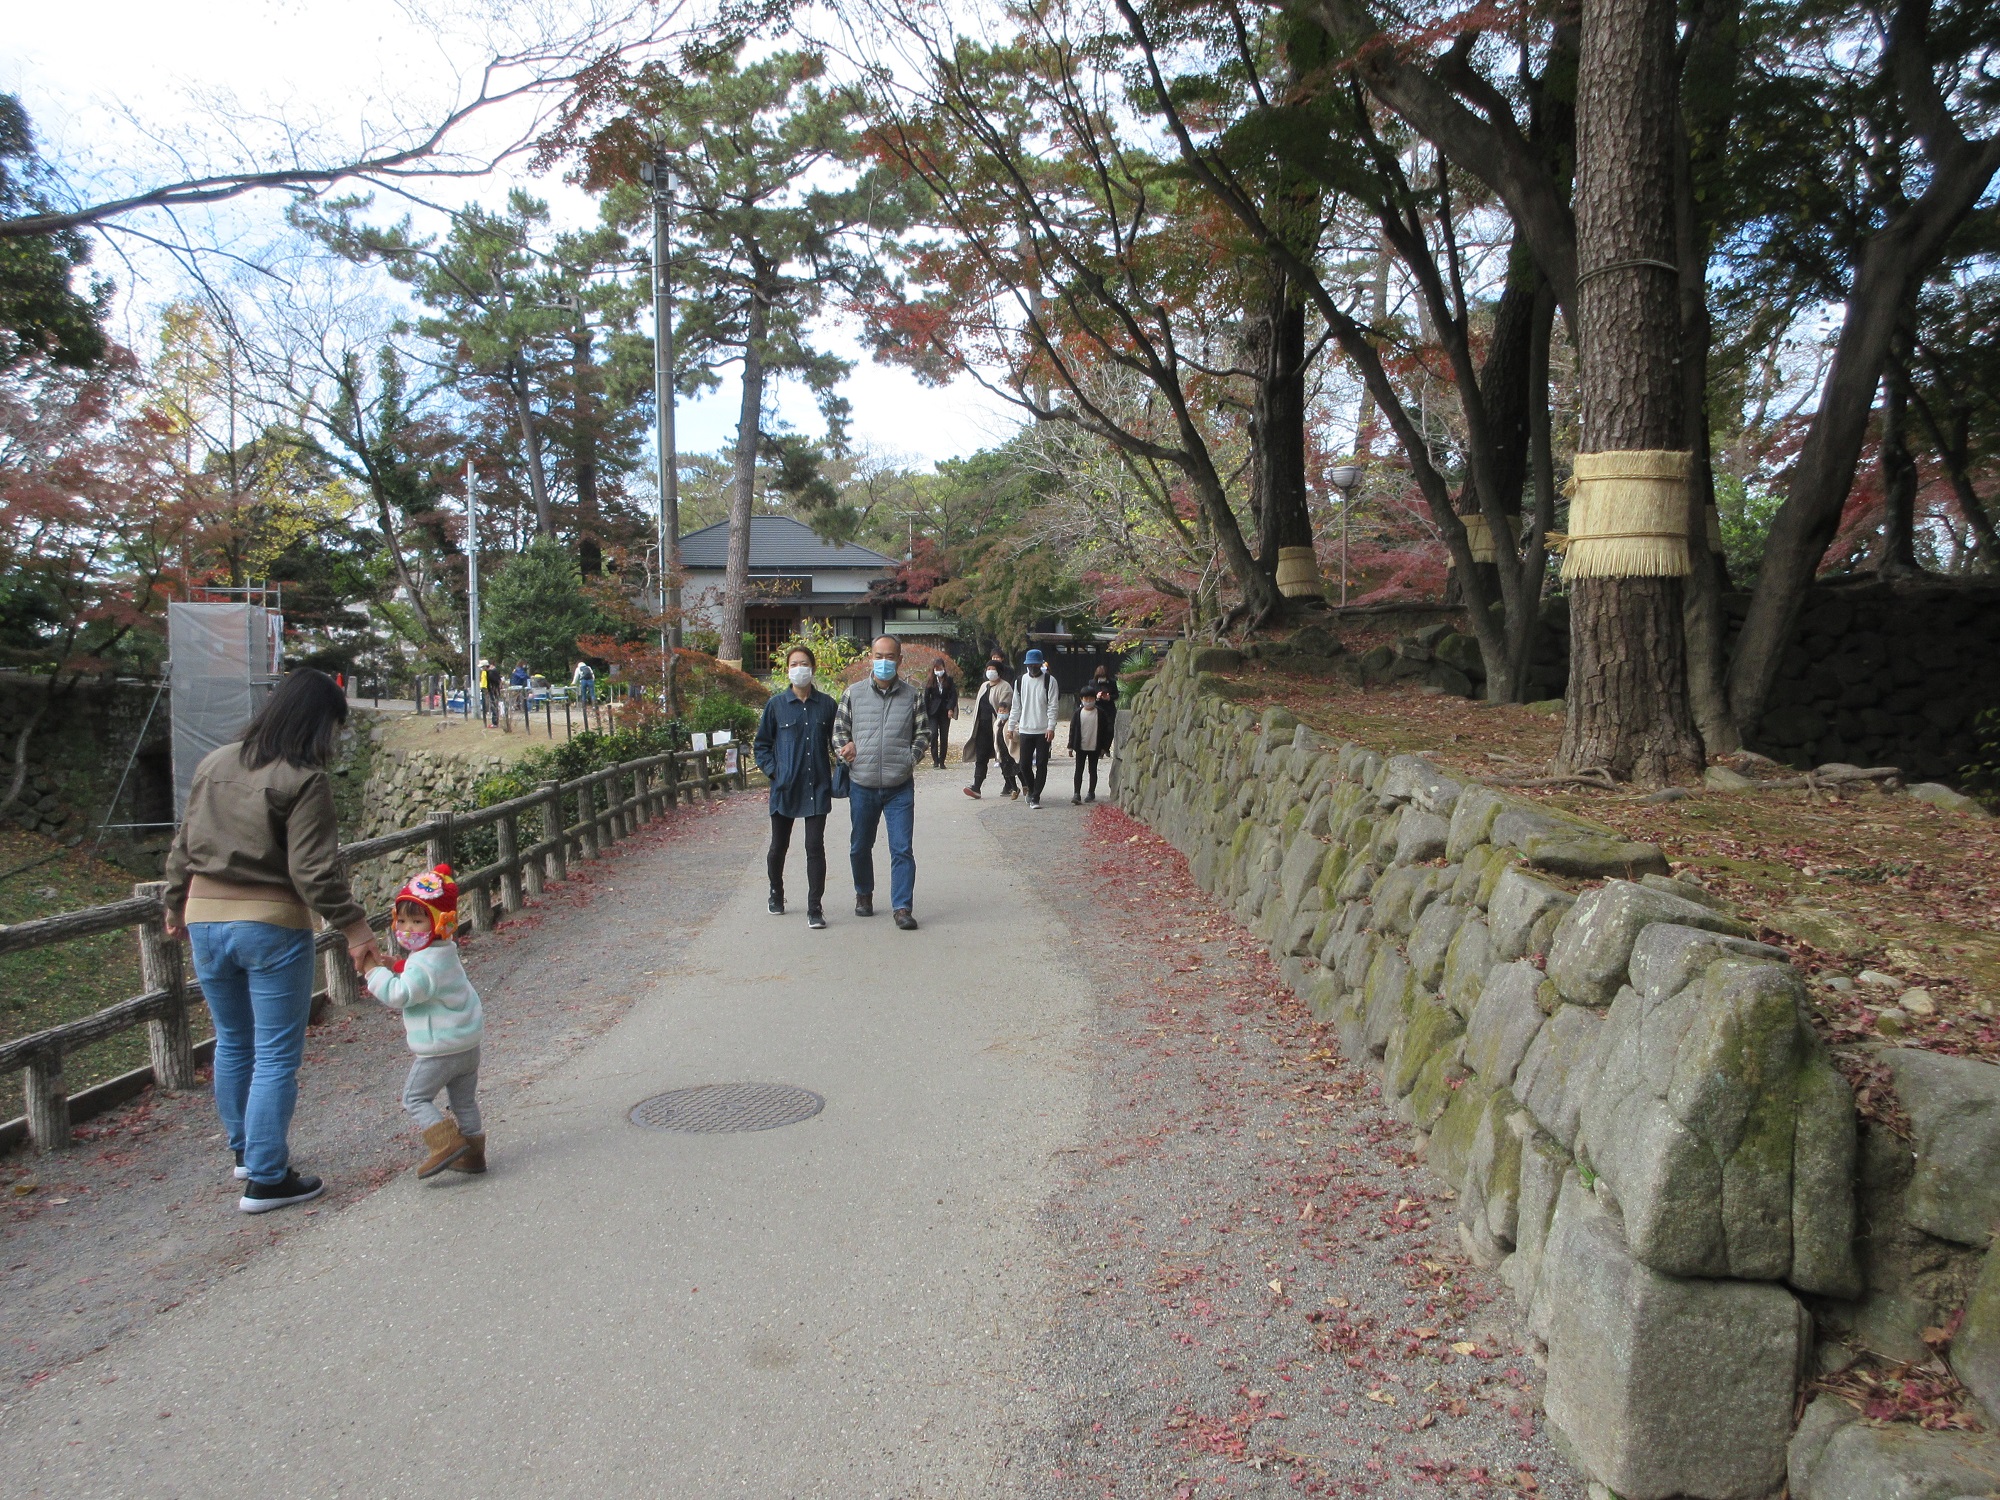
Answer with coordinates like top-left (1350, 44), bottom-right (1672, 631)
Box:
top-left (164, 742), bottom-right (368, 938)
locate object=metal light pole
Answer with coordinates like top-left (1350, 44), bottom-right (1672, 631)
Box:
top-left (641, 146), bottom-right (681, 671)
top-left (1330, 463), bottom-right (1361, 607)
top-left (466, 455), bottom-right (481, 717)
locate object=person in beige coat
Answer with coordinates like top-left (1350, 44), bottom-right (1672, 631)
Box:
top-left (964, 659), bottom-right (1017, 799)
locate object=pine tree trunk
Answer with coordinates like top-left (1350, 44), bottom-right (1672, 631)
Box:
top-left (1877, 349), bottom-right (1921, 575)
top-left (1251, 263), bottom-right (1313, 566)
top-left (719, 294), bottom-right (769, 669)
top-left (509, 359), bottom-right (554, 537)
top-left (1558, 0), bottom-right (1704, 783)
top-left (571, 326), bottom-right (602, 577)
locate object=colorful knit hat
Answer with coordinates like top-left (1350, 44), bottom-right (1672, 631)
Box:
top-left (393, 863), bottom-right (459, 941)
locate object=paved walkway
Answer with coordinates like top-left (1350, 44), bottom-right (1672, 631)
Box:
top-left (3, 774), bottom-right (1094, 1498)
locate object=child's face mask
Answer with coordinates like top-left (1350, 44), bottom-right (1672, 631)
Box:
top-left (394, 925), bottom-right (433, 953)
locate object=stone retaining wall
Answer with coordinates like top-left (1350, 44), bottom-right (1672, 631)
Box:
top-left (350, 732), bottom-right (510, 913)
top-left (1114, 642), bottom-right (2000, 1500)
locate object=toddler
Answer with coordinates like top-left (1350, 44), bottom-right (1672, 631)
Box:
top-left (367, 864), bottom-right (487, 1177)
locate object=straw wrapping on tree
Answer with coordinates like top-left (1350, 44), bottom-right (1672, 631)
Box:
top-left (1562, 449), bottom-right (1694, 578)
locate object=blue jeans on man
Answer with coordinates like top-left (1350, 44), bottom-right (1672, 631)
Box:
top-left (188, 921), bottom-right (317, 1184)
top-left (849, 779), bottom-right (916, 912)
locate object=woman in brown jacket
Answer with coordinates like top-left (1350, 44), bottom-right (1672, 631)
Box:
top-left (164, 670), bottom-right (384, 1213)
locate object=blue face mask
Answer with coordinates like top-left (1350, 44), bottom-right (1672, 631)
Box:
top-left (872, 658), bottom-right (897, 681)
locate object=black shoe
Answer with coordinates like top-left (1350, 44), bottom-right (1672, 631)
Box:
top-left (893, 909), bottom-right (919, 931)
top-left (807, 908), bottom-right (827, 930)
top-left (1085, 792), bottom-right (1095, 803)
top-left (1029, 798), bottom-right (1042, 810)
top-left (769, 890), bottom-right (785, 915)
top-left (1071, 794), bottom-right (1081, 805)
top-left (855, 894), bottom-right (874, 917)
top-left (233, 1148), bottom-right (249, 1181)
top-left (238, 1169), bottom-right (324, 1214)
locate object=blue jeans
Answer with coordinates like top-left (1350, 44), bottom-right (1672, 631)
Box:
top-left (189, 922), bottom-right (317, 1185)
top-left (848, 779), bottom-right (916, 912)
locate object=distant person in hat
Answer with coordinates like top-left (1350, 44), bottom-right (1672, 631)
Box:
top-left (1011, 649), bottom-right (1061, 810)
top-left (1068, 668), bottom-right (1117, 803)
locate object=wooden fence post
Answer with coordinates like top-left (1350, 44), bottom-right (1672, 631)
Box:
top-left (631, 762), bottom-right (651, 826)
top-left (133, 881), bottom-right (194, 1090)
top-left (426, 811), bottom-right (454, 872)
top-left (607, 766), bottom-right (627, 841)
top-left (323, 928), bottom-right (362, 1008)
top-left (663, 754), bottom-right (681, 810)
top-left (540, 781), bottom-right (568, 883)
top-left (468, 874), bottom-right (495, 935)
top-left (498, 811), bottom-right (525, 913)
top-left (579, 775), bottom-right (601, 860)
top-left (24, 1052), bottom-right (68, 1152)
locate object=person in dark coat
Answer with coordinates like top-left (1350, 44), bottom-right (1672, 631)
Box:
top-left (752, 644), bottom-right (838, 929)
top-left (963, 667), bottom-right (1016, 799)
top-left (1068, 666), bottom-right (1118, 803)
top-left (921, 661), bottom-right (959, 769)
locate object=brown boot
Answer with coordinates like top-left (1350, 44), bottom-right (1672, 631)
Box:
top-left (446, 1133), bottom-right (486, 1174)
top-left (418, 1119), bottom-right (470, 1178)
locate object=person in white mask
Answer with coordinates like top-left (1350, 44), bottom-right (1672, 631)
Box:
top-left (921, 660), bottom-right (960, 768)
top-left (752, 645), bottom-right (839, 929)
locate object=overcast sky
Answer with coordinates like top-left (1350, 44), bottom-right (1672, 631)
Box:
top-left (3, 0), bottom-right (1019, 466)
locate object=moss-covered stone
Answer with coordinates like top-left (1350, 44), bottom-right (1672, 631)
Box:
top-left (1390, 992), bottom-right (1465, 1098)
top-left (1429, 1073), bottom-right (1494, 1186)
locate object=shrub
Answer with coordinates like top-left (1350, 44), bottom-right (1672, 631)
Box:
top-left (765, 620), bottom-right (866, 696)
top-left (453, 720), bottom-right (689, 872)
top-left (1962, 707), bottom-right (2000, 812)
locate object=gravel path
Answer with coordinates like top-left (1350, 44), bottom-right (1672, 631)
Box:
top-left (994, 792), bottom-right (1579, 1499)
top-left (0, 795), bottom-right (753, 1393)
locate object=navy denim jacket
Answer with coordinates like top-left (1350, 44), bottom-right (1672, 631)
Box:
top-left (753, 687), bottom-right (838, 819)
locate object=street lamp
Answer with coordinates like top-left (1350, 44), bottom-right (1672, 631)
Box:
top-left (1329, 463), bottom-right (1362, 607)
top-left (639, 148), bottom-right (680, 699)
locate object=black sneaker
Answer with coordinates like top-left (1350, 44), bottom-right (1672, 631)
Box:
top-left (1028, 798), bottom-right (1042, 810)
top-left (233, 1149), bottom-right (249, 1182)
top-left (768, 890), bottom-right (785, 915)
top-left (1071, 794), bottom-right (1082, 805)
top-left (893, 909), bottom-right (919, 931)
top-left (807, 908), bottom-right (827, 930)
top-left (855, 894), bottom-right (874, 917)
top-left (239, 1169), bottom-right (325, 1214)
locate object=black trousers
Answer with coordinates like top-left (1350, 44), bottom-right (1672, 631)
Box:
top-left (767, 813), bottom-right (826, 907)
top-left (972, 741), bottom-right (1017, 793)
top-left (1018, 733), bottom-right (1052, 800)
top-left (1073, 749), bottom-right (1101, 799)
top-left (928, 713), bottom-right (952, 767)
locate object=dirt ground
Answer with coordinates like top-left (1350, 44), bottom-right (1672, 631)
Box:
top-left (0, 794), bottom-right (752, 1392)
top-left (1002, 793), bottom-right (1575, 1499)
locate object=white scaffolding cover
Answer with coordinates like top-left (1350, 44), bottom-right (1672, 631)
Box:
top-left (169, 602), bottom-right (284, 818)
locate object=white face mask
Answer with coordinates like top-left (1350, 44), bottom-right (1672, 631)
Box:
top-left (788, 664), bottom-right (813, 688)
top-left (985, 668), bottom-right (999, 681)
top-left (395, 928), bottom-right (433, 954)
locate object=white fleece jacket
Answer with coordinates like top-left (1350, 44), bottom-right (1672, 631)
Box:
top-left (1012, 670), bottom-right (1060, 735)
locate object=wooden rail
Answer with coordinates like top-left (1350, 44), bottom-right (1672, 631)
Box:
top-left (0, 742), bottom-right (749, 1154)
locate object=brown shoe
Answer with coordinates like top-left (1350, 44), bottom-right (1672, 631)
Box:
top-left (418, 1119), bottom-right (471, 1178)
top-left (447, 1133), bottom-right (486, 1174)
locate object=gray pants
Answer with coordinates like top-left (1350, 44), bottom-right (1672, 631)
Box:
top-left (403, 1046), bottom-right (481, 1134)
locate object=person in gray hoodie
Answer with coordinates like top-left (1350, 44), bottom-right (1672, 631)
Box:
top-left (832, 636), bottom-right (929, 929)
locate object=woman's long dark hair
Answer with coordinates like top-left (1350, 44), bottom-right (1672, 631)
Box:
top-left (239, 669), bottom-right (349, 771)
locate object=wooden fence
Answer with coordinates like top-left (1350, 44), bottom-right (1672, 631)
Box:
top-left (0, 743), bottom-right (748, 1154)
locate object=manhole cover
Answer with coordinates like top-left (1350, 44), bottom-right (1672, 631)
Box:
top-left (628, 1082), bottom-right (825, 1134)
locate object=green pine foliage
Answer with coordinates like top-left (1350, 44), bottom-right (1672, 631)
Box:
top-left (480, 537), bottom-right (615, 676)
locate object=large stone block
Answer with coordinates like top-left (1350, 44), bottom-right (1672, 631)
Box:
top-left (1464, 961), bottom-right (1547, 1090)
top-left (1441, 916), bottom-right (1493, 1016)
top-left (1950, 1231), bottom-right (2000, 1425)
top-left (1628, 922), bottom-right (1789, 1001)
top-left (1407, 898), bottom-right (1466, 987)
top-left (1279, 830), bottom-right (1331, 909)
top-left (1541, 1208), bottom-right (1805, 1500)
top-left (1377, 753), bottom-right (1463, 815)
top-left (1788, 1396), bottom-right (2000, 1500)
top-left (1369, 864), bottom-right (1429, 935)
top-left (1522, 831), bottom-right (1672, 880)
top-left (1361, 945), bottom-right (1416, 1058)
top-left (1428, 1071), bottom-right (1493, 1187)
top-left (1488, 867), bottom-right (1575, 963)
top-left (1394, 810), bottom-right (1450, 865)
top-left (1387, 992), bottom-right (1465, 1100)
top-left (1547, 880), bottom-right (1753, 1007)
top-left (1514, 1002), bottom-right (1606, 1151)
top-left (1885, 1048), bottom-right (2000, 1247)
top-left (1447, 784), bottom-right (1506, 860)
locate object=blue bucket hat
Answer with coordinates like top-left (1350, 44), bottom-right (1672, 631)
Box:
top-left (1023, 649), bottom-right (1046, 665)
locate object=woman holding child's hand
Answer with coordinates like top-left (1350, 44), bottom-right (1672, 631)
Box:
top-left (163, 669), bottom-right (381, 1215)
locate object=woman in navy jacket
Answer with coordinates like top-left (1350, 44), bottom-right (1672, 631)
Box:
top-left (753, 644), bottom-right (839, 929)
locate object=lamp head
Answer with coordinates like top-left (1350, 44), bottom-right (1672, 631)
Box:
top-left (1330, 464), bottom-right (1361, 492)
